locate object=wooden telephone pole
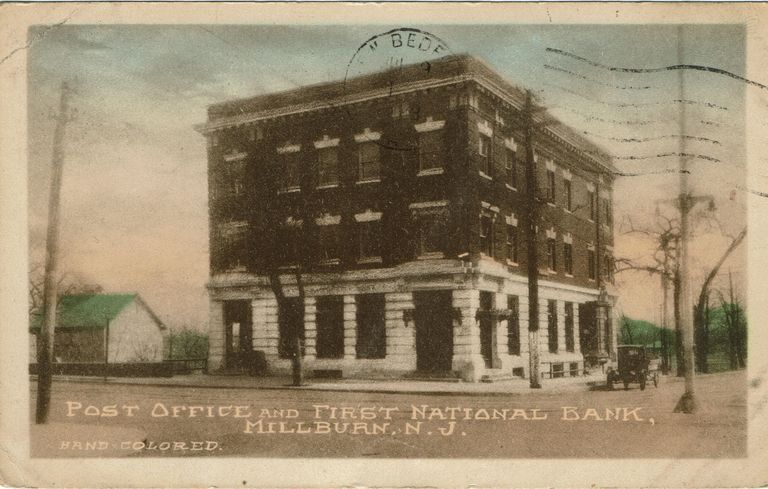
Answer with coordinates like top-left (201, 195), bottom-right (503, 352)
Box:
top-left (523, 90), bottom-right (542, 389)
top-left (35, 82), bottom-right (72, 424)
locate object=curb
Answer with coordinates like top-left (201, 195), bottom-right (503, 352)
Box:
top-left (32, 375), bottom-right (599, 397)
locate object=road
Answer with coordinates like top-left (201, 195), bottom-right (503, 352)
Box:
top-left (30, 371), bottom-right (746, 458)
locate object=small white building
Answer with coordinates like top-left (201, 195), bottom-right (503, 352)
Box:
top-left (30, 294), bottom-right (167, 363)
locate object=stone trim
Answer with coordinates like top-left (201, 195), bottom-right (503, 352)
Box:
top-left (563, 233), bottom-right (573, 244)
top-left (586, 182), bottom-right (596, 192)
top-left (504, 137), bottom-right (517, 151)
top-left (223, 151), bottom-right (248, 162)
top-left (354, 210), bottom-right (383, 222)
top-left (477, 120), bottom-right (493, 137)
top-left (414, 117), bottom-right (446, 133)
top-left (354, 128), bottom-right (381, 143)
top-left (545, 158), bottom-right (556, 172)
top-left (409, 200), bottom-right (449, 210)
top-left (505, 214), bottom-right (518, 226)
top-left (277, 143), bottom-right (301, 154)
top-left (315, 214), bottom-right (341, 226)
top-left (562, 169), bottom-right (573, 181)
top-left (546, 227), bottom-right (557, 239)
top-left (314, 135), bottom-right (340, 149)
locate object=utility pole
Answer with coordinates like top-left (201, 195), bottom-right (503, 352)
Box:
top-left (674, 25), bottom-right (697, 414)
top-left (523, 90), bottom-right (542, 389)
top-left (660, 272), bottom-right (670, 374)
top-left (36, 82), bottom-right (72, 424)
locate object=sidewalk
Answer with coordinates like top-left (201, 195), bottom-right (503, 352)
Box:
top-left (37, 372), bottom-right (605, 396)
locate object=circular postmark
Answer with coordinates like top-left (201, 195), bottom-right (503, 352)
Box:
top-left (343, 28), bottom-right (457, 151)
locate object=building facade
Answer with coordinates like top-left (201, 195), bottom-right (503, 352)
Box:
top-left (196, 55), bottom-right (618, 382)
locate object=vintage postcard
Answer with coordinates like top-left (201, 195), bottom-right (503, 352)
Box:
top-left (2, 2), bottom-right (768, 488)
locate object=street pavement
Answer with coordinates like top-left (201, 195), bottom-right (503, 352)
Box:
top-left (29, 370), bottom-right (746, 458)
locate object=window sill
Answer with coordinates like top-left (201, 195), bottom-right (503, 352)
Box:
top-left (319, 258), bottom-right (341, 266)
top-left (505, 184), bottom-right (517, 191)
top-left (417, 252), bottom-right (445, 260)
top-left (356, 178), bottom-right (381, 185)
top-left (547, 202), bottom-right (556, 207)
top-left (478, 171), bottom-right (493, 181)
top-left (506, 260), bottom-right (519, 267)
top-left (357, 256), bottom-right (383, 265)
top-left (588, 278), bottom-right (596, 282)
top-left (278, 264), bottom-right (300, 270)
top-left (278, 187), bottom-right (301, 194)
top-left (417, 168), bottom-right (444, 177)
top-left (316, 183), bottom-right (339, 190)
top-left (565, 273), bottom-right (574, 278)
top-left (563, 208), bottom-right (573, 214)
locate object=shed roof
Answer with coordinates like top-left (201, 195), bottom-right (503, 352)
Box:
top-left (30, 294), bottom-right (162, 330)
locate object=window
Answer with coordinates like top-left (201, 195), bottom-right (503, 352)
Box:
top-left (588, 248), bottom-right (596, 280)
top-left (478, 134), bottom-right (492, 175)
top-left (480, 213), bottom-right (494, 256)
top-left (278, 297), bottom-right (304, 359)
top-left (315, 296), bottom-right (344, 359)
top-left (358, 142), bottom-right (380, 181)
top-left (415, 212), bottom-right (446, 256)
top-left (418, 131), bottom-right (444, 171)
top-left (318, 225), bottom-right (340, 263)
top-left (548, 299), bottom-right (558, 353)
top-left (604, 200), bottom-right (613, 225)
top-left (588, 190), bottom-right (596, 221)
top-left (565, 302), bottom-right (575, 352)
top-left (281, 152), bottom-right (301, 191)
top-left (507, 295), bottom-right (520, 355)
top-left (317, 147), bottom-right (338, 187)
top-left (547, 238), bottom-right (557, 272)
top-left (392, 101), bottom-right (410, 119)
top-left (552, 363), bottom-right (565, 378)
top-left (358, 220), bottom-right (382, 260)
top-left (356, 294), bottom-right (386, 359)
top-left (564, 179), bottom-right (572, 211)
top-left (546, 169), bottom-right (556, 203)
top-left (603, 253), bottom-right (613, 280)
top-left (506, 224), bottom-right (518, 263)
top-left (218, 221), bottom-right (248, 272)
top-left (564, 242), bottom-right (573, 275)
top-left (506, 149), bottom-right (517, 188)
top-left (278, 224), bottom-right (301, 266)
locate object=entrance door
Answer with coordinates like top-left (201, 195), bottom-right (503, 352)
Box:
top-left (223, 300), bottom-right (253, 370)
top-left (414, 290), bottom-right (454, 372)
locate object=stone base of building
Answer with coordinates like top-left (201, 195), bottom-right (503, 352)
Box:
top-left (206, 259), bottom-right (617, 383)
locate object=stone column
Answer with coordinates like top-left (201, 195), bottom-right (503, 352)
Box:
top-left (452, 289), bottom-right (485, 382)
top-left (384, 292), bottom-right (416, 371)
top-left (573, 303), bottom-right (581, 355)
top-left (252, 296), bottom-right (279, 360)
top-left (207, 300), bottom-right (225, 371)
top-left (343, 295), bottom-right (357, 360)
top-left (303, 296), bottom-right (317, 361)
top-left (557, 300), bottom-right (566, 353)
top-left (495, 292), bottom-right (508, 368)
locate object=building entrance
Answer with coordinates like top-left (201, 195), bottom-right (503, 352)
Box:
top-left (414, 290), bottom-right (454, 372)
top-left (223, 300), bottom-right (253, 370)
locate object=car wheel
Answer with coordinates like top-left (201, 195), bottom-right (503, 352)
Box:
top-left (640, 376), bottom-right (646, 391)
top-left (623, 379), bottom-right (629, 390)
top-left (653, 372), bottom-right (659, 388)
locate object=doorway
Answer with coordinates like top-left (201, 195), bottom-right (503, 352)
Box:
top-left (223, 300), bottom-right (253, 370)
top-left (414, 290), bottom-right (454, 372)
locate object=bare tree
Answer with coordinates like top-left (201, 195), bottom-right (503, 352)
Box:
top-left (693, 228), bottom-right (746, 373)
top-left (718, 270), bottom-right (746, 370)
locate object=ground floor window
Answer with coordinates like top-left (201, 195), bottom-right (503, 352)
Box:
top-left (278, 297), bottom-right (305, 359)
top-left (547, 299), bottom-right (558, 353)
top-left (507, 295), bottom-right (520, 355)
top-left (356, 294), bottom-right (386, 359)
top-left (315, 296), bottom-right (344, 359)
top-left (565, 301), bottom-right (575, 352)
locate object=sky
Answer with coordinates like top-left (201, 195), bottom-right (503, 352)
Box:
top-left (27, 24), bottom-right (748, 330)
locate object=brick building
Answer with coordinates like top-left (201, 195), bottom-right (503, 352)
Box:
top-left (195, 55), bottom-right (618, 382)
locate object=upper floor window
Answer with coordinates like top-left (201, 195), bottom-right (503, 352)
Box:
top-left (357, 218), bottom-right (382, 262)
top-left (506, 148), bottom-right (517, 188)
top-left (278, 221), bottom-right (302, 266)
top-left (392, 101), bottom-right (410, 119)
top-left (480, 212), bottom-right (494, 256)
top-left (506, 224), bottom-right (518, 263)
top-left (564, 242), bottom-right (573, 275)
top-left (546, 169), bottom-right (556, 203)
top-left (411, 202), bottom-right (448, 257)
top-left (278, 144), bottom-right (302, 192)
top-left (317, 147), bottom-right (338, 187)
top-left (587, 247), bottom-right (596, 280)
top-left (603, 253), bottom-right (613, 281)
top-left (317, 224), bottom-right (341, 264)
top-left (418, 131), bottom-right (444, 172)
top-left (604, 199), bottom-right (613, 225)
top-left (588, 189), bottom-right (597, 221)
top-left (547, 238), bottom-right (557, 272)
top-left (564, 179), bottom-right (572, 211)
top-left (358, 142), bottom-right (380, 182)
top-left (478, 134), bottom-right (492, 176)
